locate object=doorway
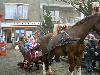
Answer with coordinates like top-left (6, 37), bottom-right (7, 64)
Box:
top-left (4, 30), bottom-right (12, 43)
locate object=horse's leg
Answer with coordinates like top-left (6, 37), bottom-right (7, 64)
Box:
top-left (43, 62), bottom-right (46, 75)
top-left (46, 51), bottom-right (55, 75)
top-left (35, 62), bottom-right (39, 70)
top-left (43, 54), bottom-right (49, 75)
top-left (68, 57), bottom-right (75, 73)
top-left (55, 55), bottom-right (60, 62)
top-left (48, 65), bottom-right (52, 73)
top-left (43, 63), bottom-right (53, 75)
top-left (74, 51), bottom-right (83, 75)
top-left (69, 67), bottom-right (81, 75)
top-left (70, 71), bottom-right (74, 75)
top-left (74, 66), bottom-right (81, 75)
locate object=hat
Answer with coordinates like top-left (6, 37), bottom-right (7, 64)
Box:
top-left (88, 34), bottom-right (95, 40)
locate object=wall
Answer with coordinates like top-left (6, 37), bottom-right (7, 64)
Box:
top-left (0, 0), bottom-right (40, 22)
top-left (0, 0), bottom-right (81, 23)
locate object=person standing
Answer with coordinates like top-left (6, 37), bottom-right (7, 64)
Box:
top-left (84, 34), bottom-right (97, 73)
top-left (88, 34), bottom-right (98, 69)
top-left (84, 43), bottom-right (94, 73)
top-left (95, 40), bottom-right (100, 68)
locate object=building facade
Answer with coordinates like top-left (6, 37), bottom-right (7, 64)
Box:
top-left (0, 0), bottom-right (83, 43)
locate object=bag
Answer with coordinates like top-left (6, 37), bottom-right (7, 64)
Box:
top-left (15, 45), bottom-right (19, 50)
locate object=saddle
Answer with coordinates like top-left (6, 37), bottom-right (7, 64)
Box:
top-left (48, 32), bottom-right (83, 51)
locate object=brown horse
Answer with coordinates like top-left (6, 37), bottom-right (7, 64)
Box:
top-left (46, 13), bottom-right (100, 74)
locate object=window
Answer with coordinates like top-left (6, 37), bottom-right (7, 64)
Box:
top-left (43, 9), bottom-right (60, 22)
top-left (5, 3), bottom-right (29, 19)
top-left (17, 4), bottom-right (23, 19)
top-left (50, 10), bottom-right (60, 21)
top-left (5, 4), bottom-right (17, 19)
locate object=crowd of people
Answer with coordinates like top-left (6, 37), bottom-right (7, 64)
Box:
top-left (84, 34), bottom-right (100, 73)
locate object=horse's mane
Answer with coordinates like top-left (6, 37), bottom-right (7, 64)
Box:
top-left (71, 14), bottom-right (98, 28)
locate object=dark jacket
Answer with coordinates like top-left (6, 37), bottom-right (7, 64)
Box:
top-left (95, 46), bottom-right (100, 60)
top-left (84, 46), bottom-right (95, 61)
top-left (88, 40), bottom-right (97, 49)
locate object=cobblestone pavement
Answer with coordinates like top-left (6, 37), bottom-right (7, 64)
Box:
top-left (0, 49), bottom-right (99, 75)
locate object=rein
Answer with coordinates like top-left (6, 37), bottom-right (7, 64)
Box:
top-left (59, 32), bottom-right (83, 46)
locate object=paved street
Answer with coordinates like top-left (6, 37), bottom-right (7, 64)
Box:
top-left (0, 49), bottom-right (99, 75)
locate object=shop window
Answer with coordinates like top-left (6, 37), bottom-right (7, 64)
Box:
top-left (15, 29), bottom-right (25, 41)
top-left (26, 31), bottom-right (32, 38)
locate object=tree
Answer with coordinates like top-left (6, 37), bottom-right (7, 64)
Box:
top-left (35, 9), bottom-right (54, 44)
top-left (58, 0), bottom-right (99, 16)
top-left (42, 9), bottom-right (54, 33)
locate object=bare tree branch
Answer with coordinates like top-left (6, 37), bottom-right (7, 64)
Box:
top-left (58, 0), bottom-right (100, 16)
